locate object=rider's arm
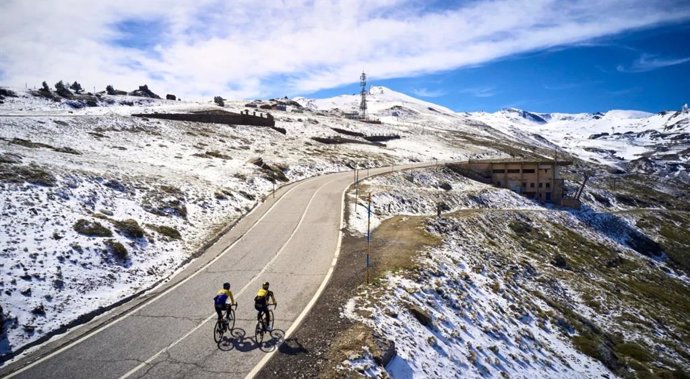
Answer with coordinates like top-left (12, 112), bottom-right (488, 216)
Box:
top-left (269, 292), bottom-right (277, 305)
top-left (229, 291), bottom-right (236, 305)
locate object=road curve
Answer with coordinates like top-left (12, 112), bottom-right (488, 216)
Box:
top-left (2, 163), bottom-right (436, 379)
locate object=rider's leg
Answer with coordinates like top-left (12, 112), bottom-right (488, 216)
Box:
top-left (224, 304), bottom-right (231, 320)
top-left (265, 307), bottom-right (271, 330)
top-left (215, 305), bottom-right (223, 322)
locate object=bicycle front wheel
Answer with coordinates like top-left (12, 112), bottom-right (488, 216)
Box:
top-left (255, 322), bottom-right (264, 344)
top-left (213, 320), bottom-right (224, 343)
top-left (227, 309), bottom-right (236, 331)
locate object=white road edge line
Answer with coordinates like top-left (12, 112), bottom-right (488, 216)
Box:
top-left (244, 173), bottom-right (353, 379)
top-left (118, 176), bottom-right (340, 379)
top-left (5, 179), bottom-right (307, 379)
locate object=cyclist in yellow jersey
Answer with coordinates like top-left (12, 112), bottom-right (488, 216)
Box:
top-left (254, 282), bottom-right (277, 330)
top-left (213, 282), bottom-right (236, 322)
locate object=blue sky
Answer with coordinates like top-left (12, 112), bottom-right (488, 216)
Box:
top-left (0, 0), bottom-right (689, 113)
top-left (308, 22), bottom-right (690, 113)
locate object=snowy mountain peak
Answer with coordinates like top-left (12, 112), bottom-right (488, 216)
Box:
top-left (294, 85), bottom-right (456, 116)
top-left (600, 109), bottom-right (653, 120)
top-left (368, 86), bottom-right (388, 95)
top-left (498, 107), bottom-right (548, 124)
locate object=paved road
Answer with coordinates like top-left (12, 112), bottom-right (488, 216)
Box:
top-left (2, 163), bottom-right (431, 379)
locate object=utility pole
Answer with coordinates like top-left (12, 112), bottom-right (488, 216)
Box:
top-left (366, 193), bottom-right (371, 285)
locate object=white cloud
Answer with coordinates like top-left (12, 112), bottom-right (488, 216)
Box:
top-left (411, 88), bottom-right (446, 98)
top-left (0, 0), bottom-right (689, 100)
top-left (458, 86), bottom-right (497, 98)
top-left (617, 53), bottom-right (690, 73)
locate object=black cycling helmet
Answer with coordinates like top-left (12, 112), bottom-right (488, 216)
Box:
top-left (223, 282), bottom-right (231, 290)
top-left (262, 281), bottom-right (269, 289)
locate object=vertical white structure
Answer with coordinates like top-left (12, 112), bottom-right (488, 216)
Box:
top-left (359, 72), bottom-right (367, 120)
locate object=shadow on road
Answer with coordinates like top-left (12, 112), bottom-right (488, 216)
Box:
top-left (216, 328), bottom-right (286, 353)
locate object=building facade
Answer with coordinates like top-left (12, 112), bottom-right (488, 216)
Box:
top-left (454, 159), bottom-right (572, 204)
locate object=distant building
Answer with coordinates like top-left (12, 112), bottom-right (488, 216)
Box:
top-left (451, 158), bottom-right (573, 204)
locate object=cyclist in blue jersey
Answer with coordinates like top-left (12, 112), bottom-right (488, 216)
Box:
top-left (214, 282), bottom-right (236, 322)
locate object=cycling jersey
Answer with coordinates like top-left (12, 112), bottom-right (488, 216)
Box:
top-left (214, 289), bottom-right (234, 305)
top-left (255, 289), bottom-right (273, 305)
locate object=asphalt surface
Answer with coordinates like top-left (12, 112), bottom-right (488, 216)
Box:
top-left (2, 163), bottom-right (428, 379)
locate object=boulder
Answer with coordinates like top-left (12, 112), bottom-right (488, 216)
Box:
top-left (372, 334), bottom-right (396, 366)
top-left (551, 254), bottom-right (568, 269)
top-left (129, 84), bottom-right (161, 99)
top-left (407, 304), bottom-right (433, 327)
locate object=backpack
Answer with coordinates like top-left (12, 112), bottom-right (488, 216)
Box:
top-left (254, 294), bottom-right (266, 305)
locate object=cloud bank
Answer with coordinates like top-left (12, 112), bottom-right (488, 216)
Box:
top-left (1, 0), bottom-right (689, 100)
top-left (617, 53), bottom-right (690, 73)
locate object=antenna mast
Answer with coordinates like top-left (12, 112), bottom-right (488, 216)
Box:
top-left (359, 72), bottom-right (367, 120)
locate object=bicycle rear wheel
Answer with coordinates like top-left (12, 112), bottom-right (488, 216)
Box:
top-left (213, 320), bottom-right (224, 343)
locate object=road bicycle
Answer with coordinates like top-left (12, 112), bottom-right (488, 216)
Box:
top-left (213, 303), bottom-right (237, 343)
top-left (254, 303), bottom-right (276, 344)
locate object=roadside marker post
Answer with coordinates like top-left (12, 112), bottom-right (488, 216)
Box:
top-left (354, 173), bottom-right (358, 213)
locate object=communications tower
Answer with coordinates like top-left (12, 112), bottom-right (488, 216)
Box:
top-left (359, 72), bottom-right (367, 120)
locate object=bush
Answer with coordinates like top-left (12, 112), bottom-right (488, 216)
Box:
top-left (105, 239), bottom-right (128, 260)
top-left (615, 342), bottom-right (651, 363)
top-left (114, 219), bottom-right (145, 239)
top-left (214, 96), bottom-right (225, 107)
top-left (205, 151), bottom-right (232, 160)
top-left (74, 219), bottom-right (112, 237)
top-left (509, 220), bottom-right (532, 234)
top-left (147, 224), bottom-right (181, 240)
top-left (0, 164), bottom-right (57, 186)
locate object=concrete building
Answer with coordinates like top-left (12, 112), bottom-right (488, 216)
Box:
top-left (451, 158), bottom-right (573, 204)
